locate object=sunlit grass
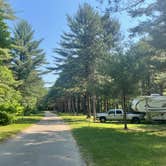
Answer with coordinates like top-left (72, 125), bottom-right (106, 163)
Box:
top-left (60, 114), bottom-right (166, 166)
top-left (0, 113), bottom-right (44, 142)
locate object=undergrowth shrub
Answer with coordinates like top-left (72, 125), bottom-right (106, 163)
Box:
top-left (0, 112), bottom-right (14, 125)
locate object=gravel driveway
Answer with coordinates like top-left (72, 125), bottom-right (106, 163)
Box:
top-left (0, 111), bottom-right (85, 166)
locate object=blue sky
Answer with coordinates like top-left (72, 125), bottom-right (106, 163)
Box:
top-left (8, 0), bottom-right (135, 87)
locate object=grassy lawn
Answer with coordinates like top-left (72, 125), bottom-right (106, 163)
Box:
top-left (0, 113), bottom-right (44, 142)
top-left (60, 114), bottom-right (166, 166)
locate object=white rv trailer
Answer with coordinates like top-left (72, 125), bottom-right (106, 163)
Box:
top-left (131, 94), bottom-right (166, 121)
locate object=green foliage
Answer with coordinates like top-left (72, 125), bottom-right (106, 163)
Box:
top-left (0, 16), bottom-right (23, 115)
top-left (53, 3), bottom-right (106, 93)
top-left (97, 0), bottom-right (146, 12)
top-left (101, 13), bottom-right (121, 49)
top-left (130, 0), bottom-right (166, 50)
top-left (0, 102), bottom-right (24, 115)
top-left (99, 0), bottom-right (166, 97)
top-left (105, 52), bottom-right (140, 96)
top-left (47, 4), bottom-right (121, 115)
top-left (11, 20), bottom-right (46, 113)
top-left (0, 0), bottom-right (45, 122)
top-left (0, 112), bottom-right (13, 125)
top-left (0, 18), bottom-right (10, 48)
top-left (0, 66), bottom-right (23, 114)
top-left (12, 21), bottom-right (45, 79)
top-left (130, 40), bottom-right (166, 95)
top-left (0, 18), bottom-right (11, 63)
top-left (0, 0), bottom-right (15, 19)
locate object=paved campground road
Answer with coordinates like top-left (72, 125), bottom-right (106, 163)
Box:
top-left (0, 112), bottom-right (85, 166)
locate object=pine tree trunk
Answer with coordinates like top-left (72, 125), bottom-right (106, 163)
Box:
top-left (87, 95), bottom-right (91, 118)
top-left (83, 94), bottom-right (87, 115)
top-left (78, 95), bottom-right (82, 113)
top-left (68, 99), bottom-right (71, 112)
top-left (100, 97), bottom-right (103, 112)
top-left (92, 95), bottom-right (96, 122)
top-left (75, 96), bottom-right (78, 114)
top-left (96, 96), bottom-right (100, 113)
top-left (104, 98), bottom-right (107, 112)
top-left (107, 99), bottom-right (109, 111)
top-left (145, 97), bottom-right (152, 123)
top-left (71, 97), bottom-right (76, 114)
top-left (123, 94), bottom-right (128, 130)
top-left (65, 101), bottom-right (67, 112)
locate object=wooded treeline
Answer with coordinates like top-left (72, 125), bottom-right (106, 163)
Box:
top-left (1, 0), bottom-right (166, 126)
top-left (0, 0), bottom-right (46, 124)
top-left (45, 1), bottom-right (166, 122)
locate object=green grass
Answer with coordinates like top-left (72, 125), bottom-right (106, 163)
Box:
top-left (60, 114), bottom-right (166, 166)
top-left (0, 113), bottom-right (44, 142)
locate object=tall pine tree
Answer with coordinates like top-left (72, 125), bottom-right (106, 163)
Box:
top-left (0, 1), bottom-right (22, 114)
top-left (12, 20), bottom-right (46, 113)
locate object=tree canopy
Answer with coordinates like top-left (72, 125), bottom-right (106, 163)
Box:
top-left (0, 0), bottom-right (46, 116)
top-left (0, 0), bottom-right (166, 128)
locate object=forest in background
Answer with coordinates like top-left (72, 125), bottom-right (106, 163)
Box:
top-left (0, 0), bottom-right (166, 126)
top-left (45, 0), bottom-right (166, 122)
